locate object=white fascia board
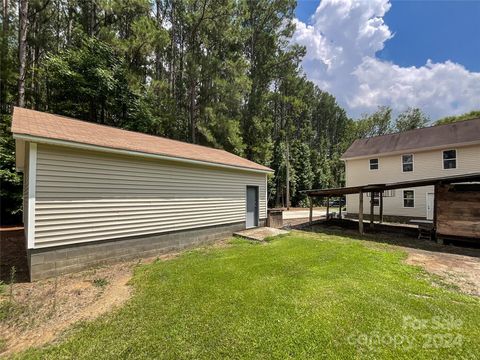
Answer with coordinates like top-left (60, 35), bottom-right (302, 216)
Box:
top-left (27, 142), bottom-right (37, 249)
top-left (13, 134), bottom-right (274, 175)
top-left (265, 174), bottom-right (268, 217)
top-left (15, 139), bottom-right (25, 172)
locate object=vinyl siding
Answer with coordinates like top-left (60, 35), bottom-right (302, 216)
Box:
top-left (345, 144), bottom-right (480, 218)
top-left (34, 144), bottom-right (267, 248)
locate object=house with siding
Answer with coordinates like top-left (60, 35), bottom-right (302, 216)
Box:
top-left (341, 118), bottom-right (480, 222)
top-left (12, 107), bottom-right (272, 280)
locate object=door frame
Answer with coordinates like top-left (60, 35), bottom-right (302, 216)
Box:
top-left (426, 192), bottom-right (434, 220)
top-left (246, 185), bottom-right (259, 228)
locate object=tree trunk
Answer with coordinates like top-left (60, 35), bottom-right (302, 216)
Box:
top-left (2, 0), bottom-right (7, 37)
top-left (30, 11), bottom-right (36, 108)
top-left (285, 138), bottom-right (290, 210)
top-left (155, 0), bottom-right (162, 80)
top-left (67, 2), bottom-right (74, 45)
top-left (189, 77), bottom-right (196, 143)
top-left (18, 0), bottom-right (29, 108)
top-left (87, 0), bottom-right (96, 37)
top-left (169, 0), bottom-right (175, 95)
top-left (1, 0), bottom-right (9, 112)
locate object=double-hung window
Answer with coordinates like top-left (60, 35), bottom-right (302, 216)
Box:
top-left (403, 190), bottom-right (415, 208)
top-left (443, 150), bottom-right (456, 169)
top-left (402, 154), bottom-right (414, 172)
top-left (369, 158), bottom-right (379, 170)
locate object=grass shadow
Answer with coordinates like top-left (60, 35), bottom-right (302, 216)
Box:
top-left (298, 221), bottom-right (480, 259)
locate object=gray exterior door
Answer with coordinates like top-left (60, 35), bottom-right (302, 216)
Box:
top-left (246, 186), bottom-right (259, 228)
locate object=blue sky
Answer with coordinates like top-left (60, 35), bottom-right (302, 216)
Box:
top-left (293, 0), bottom-right (480, 119)
top-left (296, 0), bottom-right (480, 72)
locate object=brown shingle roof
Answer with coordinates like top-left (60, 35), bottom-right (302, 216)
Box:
top-left (11, 107), bottom-right (273, 172)
top-left (342, 118), bottom-right (480, 159)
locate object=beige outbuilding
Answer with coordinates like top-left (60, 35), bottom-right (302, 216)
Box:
top-left (12, 107), bottom-right (273, 280)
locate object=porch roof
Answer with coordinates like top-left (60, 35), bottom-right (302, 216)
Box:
top-left (303, 172), bottom-right (480, 197)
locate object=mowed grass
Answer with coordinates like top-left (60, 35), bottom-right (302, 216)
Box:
top-left (17, 232), bottom-right (480, 359)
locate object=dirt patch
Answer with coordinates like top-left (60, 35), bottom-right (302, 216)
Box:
top-left (0, 242), bottom-right (215, 357)
top-left (0, 260), bottom-right (137, 356)
top-left (405, 249), bottom-right (480, 297)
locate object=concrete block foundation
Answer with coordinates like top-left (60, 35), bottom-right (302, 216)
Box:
top-left (29, 220), bottom-right (265, 281)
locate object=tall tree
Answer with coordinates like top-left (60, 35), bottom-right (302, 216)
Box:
top-left (17, 0), bottom-right (28, 107)
top-left (243, 0), bottom-right (299, 165)
top-left (395, 107), bottom-right (429, 132)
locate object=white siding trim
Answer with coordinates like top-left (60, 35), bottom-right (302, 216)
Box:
top-left (14, 134), bottom-right (273, 175)
top-left (27, 143), bottom-right (37, 249)
top-left (265, 175), bottom-right (268, 214)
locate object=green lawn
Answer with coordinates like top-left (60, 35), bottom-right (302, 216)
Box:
top-left (17, 232), bottom-right (480, 359)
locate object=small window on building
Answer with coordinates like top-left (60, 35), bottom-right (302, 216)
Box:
top-left (369, 158), bottom-right (379, 170)
top-left (366, 191), bottom-right (380, 206)
top-left (403, 190), bottom-right (414, 208)
top-left (443, 149), bottom-right (457, 169)
top-left (402, 154), bottom-right (414, 172)
top-left (384, 190), bottom-right (395, 197)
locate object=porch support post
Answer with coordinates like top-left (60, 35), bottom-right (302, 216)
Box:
top-left (326, 197), bottom-right (330, 220)
top-left (358, 190), bottom-right (364, 234)
top-left (379, 191), bottom-right (384, 224)
top-left (309, 196), bottom-right (313, 224)
top-left (338, 198), bottom-right (342, 219)
top-left (370, 191), bottom-right (375, 229)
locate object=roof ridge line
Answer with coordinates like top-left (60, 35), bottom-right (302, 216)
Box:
top-left (356, 116), bottom-right (480, 141)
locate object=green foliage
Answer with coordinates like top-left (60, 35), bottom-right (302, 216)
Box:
top-left (92, 278), bottom-right (109, 288)
top-left (436, 110), bottom-right (480, 125)
top-left (0, 115), bottom-right (23, 225)
top-left (16, 232), bottom-right (480, 359)
top-left (353, 106), bottom-right (393, 139)
top-left (291, 141), bottom-right (314, 205)
top-left (3, 0), bottom-right (468, 214)
top-left (0, 300), bottom-right (18, 321)
top-left (394, 107), bottom-right (429, 132)
top-left (0, 0), bottom-right (358, 211)
top-left (44, 37), bottom-right (149, 129)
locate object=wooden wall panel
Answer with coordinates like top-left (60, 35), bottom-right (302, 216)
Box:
top-left (436, 184), bottom-right (480, 239)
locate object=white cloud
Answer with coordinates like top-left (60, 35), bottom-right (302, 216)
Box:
top-left (292, 0), bottom-right (480, 119)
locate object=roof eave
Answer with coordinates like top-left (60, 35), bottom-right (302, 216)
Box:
top-left (341, 139), bottom-right (480, 161)
top-left (13, 133), bottom-right (274, 174)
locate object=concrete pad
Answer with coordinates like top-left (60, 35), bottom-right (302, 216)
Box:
top-left (234, 227), bottom-right (289, 241)
top-left (283, 209), bottom-right (326, 219)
